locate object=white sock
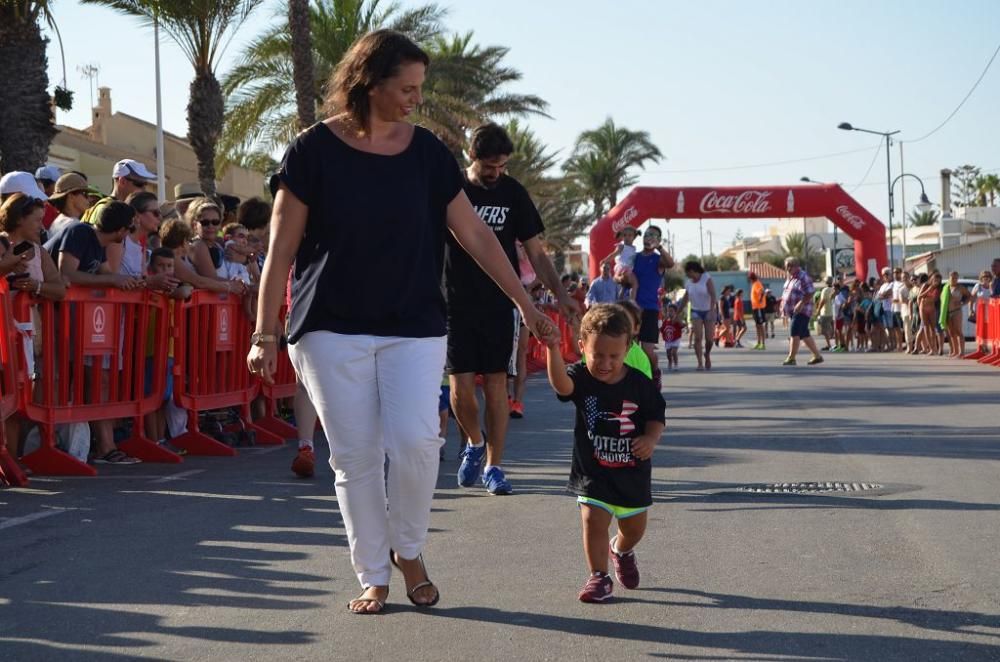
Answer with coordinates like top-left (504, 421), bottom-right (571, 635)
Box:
top-left (298, 439), bottom-right (313, 450)
top-left (611, 536), bottom-right (632, 556)
top-left (467, 438), bottom-right (485, 448)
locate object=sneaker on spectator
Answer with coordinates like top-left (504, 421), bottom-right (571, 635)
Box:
top-left (292, 447), bottom-right (315, 478)
top-left (457, 443), bottom-right (485, 487)
top-left (483, 466), bottom-right (512, 495)
top-left (509, 400), bottom-right (524, 419)
top-left (158, 440), bottom-right (187, 456)
top-left (609, 538), bottom-right (640, 589)
top-left (578, 572), bottom-right (613, 603)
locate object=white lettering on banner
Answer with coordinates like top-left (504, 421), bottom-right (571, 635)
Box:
top-left (835, 205), bottom-right (866, 230)
top-left (699, 190), bottom-right (773, 215)
top-left (611, 206), bottom-right (639, 234)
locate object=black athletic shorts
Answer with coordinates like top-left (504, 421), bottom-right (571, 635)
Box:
top-left (446, 308), bottom-right (521, 375)
top-left (753, 309), bottom-right (767, 325)
top-left (639, 309), bottom-right (660, 344)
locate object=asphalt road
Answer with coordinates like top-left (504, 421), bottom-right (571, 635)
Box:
top-left (2, 333), bottom-right (999, 661)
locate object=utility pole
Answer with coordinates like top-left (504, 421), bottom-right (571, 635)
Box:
top-left (699, 218), bottom-right (705, 262)
top-left (899, 141), bottom-right (907, 265)
top-left (707, 229), bottom-right (713, 256)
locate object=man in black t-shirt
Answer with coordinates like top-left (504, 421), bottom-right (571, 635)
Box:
top-left (447, 123), bottom-right (578, 495)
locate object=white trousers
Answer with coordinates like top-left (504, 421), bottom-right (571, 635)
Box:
top-left (289, 332), bottom-right (446, 588)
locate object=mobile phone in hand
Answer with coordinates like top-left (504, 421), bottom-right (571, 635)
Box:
top-left (13, 241), bottom-right (33, 256)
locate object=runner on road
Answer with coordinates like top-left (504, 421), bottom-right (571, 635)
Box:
top-left (447, 122), bottom-right (578, 496)
top-left (631, 224), bottom-right (674, 389)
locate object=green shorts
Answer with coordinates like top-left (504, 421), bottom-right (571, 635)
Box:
top-left (577, 496), bottom-right (648, 519)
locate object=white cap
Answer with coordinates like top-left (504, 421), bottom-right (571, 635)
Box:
top-left (112, 159), bottom-right (157, 181)
top-left (0, 171), bottom-right (48, 201)
top-left (35, 165), bottom-right (61, 182)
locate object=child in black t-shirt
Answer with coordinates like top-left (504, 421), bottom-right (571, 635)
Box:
top-left (545, 304), bottom-right (666, 603)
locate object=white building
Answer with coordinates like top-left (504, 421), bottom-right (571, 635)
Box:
top-left (906, 237), bottom-right (1000, 278)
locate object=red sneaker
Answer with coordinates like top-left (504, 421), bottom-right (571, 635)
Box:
top-left (578, 572), bottom-right (613, 603)
top-left (509, 400), bottom-right (524, 419)
top-left (609, 539), bottom-right (640, 589)
top-left (292, 447), bottom-right (315, 478)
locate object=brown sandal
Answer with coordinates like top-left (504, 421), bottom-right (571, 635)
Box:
top-left (347, 586), bottom-right (388, 614)
top-left (390, 550), bottom-right (440, 607)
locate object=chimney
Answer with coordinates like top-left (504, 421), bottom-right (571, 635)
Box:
top-left (91, 87), bottom-right (112, 144)
top-left (940, 168), bottom-right (952, 217)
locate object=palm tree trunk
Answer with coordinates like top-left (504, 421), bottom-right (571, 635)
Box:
top-left (288, 0), bottom-right (316, 130)
top-left (187, 69), bottom-right (224, 197)
top-left (0, 17), bottom-right (57, 172)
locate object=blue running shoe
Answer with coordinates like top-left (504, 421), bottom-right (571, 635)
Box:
top-left (483, 466), bottom-right (513, 495)
top-left (457, 444), bottom-right (485, 487)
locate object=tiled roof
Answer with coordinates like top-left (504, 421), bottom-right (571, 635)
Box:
top-left (747, 262), bottom-right (789, 280)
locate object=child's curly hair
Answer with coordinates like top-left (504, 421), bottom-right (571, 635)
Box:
top-left (580, 304), bottom-right (632, 341)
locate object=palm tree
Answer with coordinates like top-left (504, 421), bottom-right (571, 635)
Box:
top-left (221, 0), bottom-right (446, 165)
top-left (288, 0), bottom-right (317, 130)
top-left (416, 32), bottom-right (548, 155)
top-left (83, 0), bottom-right (264, 196)
top-left (563, 118), bottom-right (663, 219)
top-left (0, 1), bottom-right (59, 172)
top-left (770, 232), bottom-right (823, 275)
top-left (906, 209), bottom-right (940, 227)
top-left (974, 173), bottom-right (1000, 207)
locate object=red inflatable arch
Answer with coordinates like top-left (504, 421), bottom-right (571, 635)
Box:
top-left (588, 184), bottom-right (887, 281)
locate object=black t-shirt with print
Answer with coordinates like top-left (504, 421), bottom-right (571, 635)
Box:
top-left (278, 123), bottom-right (465, 343)
top-left (46, 222), bottom-right (106, 274)
top-left (444, 174), bottom-right (544, 313)
top-left (557, 363), bottom-right (666, 508)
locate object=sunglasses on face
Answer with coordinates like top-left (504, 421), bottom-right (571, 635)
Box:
top-left (201, 218), bottom-right (221, 226)
top-left (142, 208), bottom-right (162, 218)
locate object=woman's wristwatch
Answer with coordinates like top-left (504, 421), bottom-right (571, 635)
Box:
top-left (250, 332), bottom-right (278, 346)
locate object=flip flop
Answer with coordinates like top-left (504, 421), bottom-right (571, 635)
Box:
top-left (347, 587), bottom-right (388, 615)
top-left (391, 549), bottom-right (440, 607)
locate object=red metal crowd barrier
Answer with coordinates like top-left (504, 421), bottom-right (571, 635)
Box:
top-left (169, 291), bottom-right (282, 455)
top-left (980, 299), bottom-right (1000, 366)
top-left (964, 300), bottom-right (990, 360)
top-left (253, 307), bottom-right (298, 441)
top-left (0, 281), bottom-right (28, 486)
top-left (526, 307), bottom-right (579, 373)
top-left (15, 287), bottom-right (171, 476)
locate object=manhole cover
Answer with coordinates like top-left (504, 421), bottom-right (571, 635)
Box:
top-left (737, 482), bottom-right (884, 494)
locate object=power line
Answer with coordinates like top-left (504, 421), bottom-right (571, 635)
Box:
top-left (643, 144), bottom-right (881, 174)
top-left (849, 142), bottom-right (883, 193)
top-left (904, 40), bottom-right (1000, 144)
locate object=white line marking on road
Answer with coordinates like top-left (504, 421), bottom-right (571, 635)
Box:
top-left (120, 490), bottom-right (263, 501)
top-left (151, 469), bottom-right (206, 484)
top-left (243, 445), bottom-right (285, 455)
top-left (0, 508), bottom-right (70, 530)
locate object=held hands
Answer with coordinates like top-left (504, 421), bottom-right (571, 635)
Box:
top-left (631, 434), bottom-right (659, 461)
top-left (247, 343), bottom-right (277, 384)
top-left (113, 274), bottom-right (143, 291)
top-left (523, 306), bottom-right (559, 346)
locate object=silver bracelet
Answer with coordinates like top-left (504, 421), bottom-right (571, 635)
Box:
top-left (34, 281), bottom-right (42, 296)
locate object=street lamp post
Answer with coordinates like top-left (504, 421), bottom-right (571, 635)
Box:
top-left (890, 173), bottom-right (933, 270)
top-left (837, 123), bottom-right (900, 269)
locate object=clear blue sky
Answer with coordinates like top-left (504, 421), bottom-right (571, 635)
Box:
top-left (46, 0), bottom-right (1000, 260)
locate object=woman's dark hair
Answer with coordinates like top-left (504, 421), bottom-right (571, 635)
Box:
top-left (95, 201), bottom-right (135, 234)
top-left (323, 30), bottom-right (429, 133)
top-left (684, 260), bottom-right (705, 274)
top-left (918, 273), bottom-right (929, 284)
top-left (0, 193), bottom-right (45, 233)
top-left (237, 197), bottom-right (271, 231)
top-left (126, 191), bottom-right (159, 214)
top-left (469, 123), bottom-right (514, 160)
